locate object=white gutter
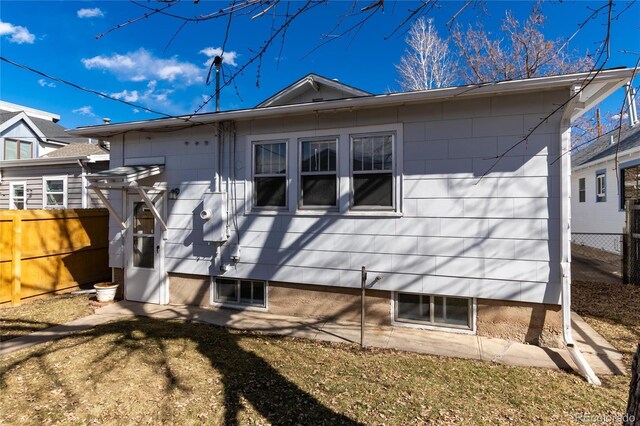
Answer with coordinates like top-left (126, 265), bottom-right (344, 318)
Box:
top-left (68, 68), bottom-right (634, 138)
top-left (0, 155), bottom-right (91, 168)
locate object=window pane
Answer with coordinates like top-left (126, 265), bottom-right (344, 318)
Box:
top-left (302, 175), bottom-right (337, 206)
top-left (255, 176), bottom-right (286, 207)
top-left (133, 236), bottom-right (154, 268)
top-left (255, 143), bottom-right (286, 175)
top-left (434, 296), bottom-right (445, 323)
top-left (301, 140), bottom-right (336, 173)
top-left (353, 135), bottom-right (392, 171)
top-left (14, 201), bottom-right (25, 210)
top-left (216, 280), bottom-right (237, 303)
top-left (20, 142), bottom-right (32, 159)
top-left (240, 281), bottom-right (252, 304)
top-left (445, 297), bottom-right (470, 326)
top-left (252, 282), bottom-right (265, 305)
top-left (46, 193), bottom-right (64, 206)
top-left (133, 202), bottom-right (155, 234)
top-left (353, 174), bottom-right (392, 207)
top-left (5, 140), bottom-right (17, 160)
top-left (12, 185), bottom-right (24, 198)
top-left (397, 293), bottom-right (424, 321)
top-left (46, 180), bottom-right (64, 193)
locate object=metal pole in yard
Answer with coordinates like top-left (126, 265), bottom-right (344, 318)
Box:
top-left (361, 266), bottom-right (367, 349)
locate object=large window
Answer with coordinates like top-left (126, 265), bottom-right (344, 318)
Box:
top-left (43, 176), bottom-right (67, 208)
top-left (596, 170), bottom-right (606, 203)
top-left (578, 178), bottom-right (586, 203)
top-left (300, 138), bottom-right (337, 208)
top-left (9, 182), bottom-right (26, 210)
top-left (395, 292), bottom-right (472, 329)
top-left (214, 278), bottom-right (266, 307)
top-left (4, 139), bottom-right (32, 160)
top-left (352, 134), bottom-right (394, 208)
top-left (254, 141), bottom-right (287, 208)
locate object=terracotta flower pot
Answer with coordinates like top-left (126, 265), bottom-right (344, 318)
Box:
top-left (94, 282), bottom-right (119, 303)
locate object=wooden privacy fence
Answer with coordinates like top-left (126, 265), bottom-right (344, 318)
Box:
top-left (0, 208), bottom-right (110, 305)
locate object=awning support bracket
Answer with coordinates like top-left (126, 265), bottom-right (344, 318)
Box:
top-left (135, 186), bottom-right (168, 232)
top-left (92, 187), bottom-right (126, 230)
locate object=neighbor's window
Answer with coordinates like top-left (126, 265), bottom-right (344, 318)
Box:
top-left (596, 171), bottom-right (606, 203)
top-left (621, 165), bottom-right (640, 209)
top-left (396, 292), bottom-right (471, 329)
top-left (214, 278), bottom-right (266, 307)
top-left (4, 139), bottom-right (32, 160)
top-left (254, 141), bottom-right (287, 208)
top-left (43, 177), bottom-right (67, 208)
top-left (352, 133), bottom-right (394, 209)
top-left (578, 178), bottom-right (586, 203)
top-left (9, 182), bottom-right (26, 210)
top-left (300, 138), bottom-right (338, 208)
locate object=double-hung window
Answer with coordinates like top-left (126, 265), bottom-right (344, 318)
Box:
top-left (4, 139), bottom-right (32, 160)
top-left (9, 182), bottom-right (26, 209)
top-left (300, 138), bottom-right (338, 208)
top-left (352, 133), bottom-right (394, 209)
top-left (43, 176), bottom-right (67, 208)
top-left (596, 170), bottom-right (606, 203)
top-left (254, 141), bottom-right (287, 208)
top-left (578, 178), bottom-right (585, 203)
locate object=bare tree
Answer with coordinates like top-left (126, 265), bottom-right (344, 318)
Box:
top-left (395, 17), bottom-right (455, 91)
top-left (452, 2), bottom-right (593, 84)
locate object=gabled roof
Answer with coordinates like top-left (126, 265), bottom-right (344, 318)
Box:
top-left (0, 109), bottom-right (87, 145)
top-left (43, 142), bottom-right (109, 158)
top-left (256, 73), bottom-right (371, 108)
top-left (572, 125), bottom-right (640, 167)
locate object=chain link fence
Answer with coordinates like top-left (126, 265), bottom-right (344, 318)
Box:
top-left (571, 233), bottom-right (624, 283)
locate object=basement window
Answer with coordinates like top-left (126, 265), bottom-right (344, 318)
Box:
top-left (214, 278), bottom-right (266, 308)
top-left (395, 292), bottom-right (472, 329)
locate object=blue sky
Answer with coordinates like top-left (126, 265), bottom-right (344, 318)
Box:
top-left (0, 1), bottom-right (638, 130)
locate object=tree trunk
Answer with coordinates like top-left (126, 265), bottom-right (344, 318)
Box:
top-left (627, 343), bottom-right (640, 426)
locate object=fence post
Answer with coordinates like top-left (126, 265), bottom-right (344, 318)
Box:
top-left (625, 200), bottom-right (631, 284)
top-left (11, 212), bottom-right (22, 306)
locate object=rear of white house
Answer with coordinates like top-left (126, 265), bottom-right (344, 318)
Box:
top-left (71, 70), bottom-right (632, 352)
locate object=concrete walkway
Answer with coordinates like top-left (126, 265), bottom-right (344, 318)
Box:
top-left (0, 301), bottom-right (626, 377)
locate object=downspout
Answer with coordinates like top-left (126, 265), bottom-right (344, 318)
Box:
top-left (560, 86), bottom-right (601, 385)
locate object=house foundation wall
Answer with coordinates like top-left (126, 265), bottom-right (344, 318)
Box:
top-left (476, 299), bottom-right (563, 348)
top-left (165, 274), bottom-right (563, 347)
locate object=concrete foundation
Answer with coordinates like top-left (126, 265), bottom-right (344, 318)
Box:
top-left (162, 273), bottom-right (563, 347)
top-left (476, 299), bottom-right (563, 348)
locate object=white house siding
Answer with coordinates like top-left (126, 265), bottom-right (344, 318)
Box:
top-left (571, 152), bottom-right (632, 254)
top-left (107, 89), bottom-right (568, 305)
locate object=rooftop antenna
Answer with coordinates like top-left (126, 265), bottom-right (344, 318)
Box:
top-left (214, 56), bottom-right (222, 112)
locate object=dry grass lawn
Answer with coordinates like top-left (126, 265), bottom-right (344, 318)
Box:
top-left (0, 294), bottom-right (95, 341)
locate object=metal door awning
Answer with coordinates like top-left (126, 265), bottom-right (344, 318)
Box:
top-left (86, 164), bottom-right (167, 232)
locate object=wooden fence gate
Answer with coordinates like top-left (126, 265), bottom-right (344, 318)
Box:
top-left (0, 208), bottom-right (110, 305)
top-left (624, 199), bottom-right (640, 284)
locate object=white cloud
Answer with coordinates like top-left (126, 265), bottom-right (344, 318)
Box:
top-left (82, 48), bottom-right (204, 85)
top-left (77, 8), bottom-right (104, 18)
top-left (73, 106), bottom-right (96, 117)
top-left (132, 108), bottom-right (140, 114)
top-left (111, 89), bottom-right (139, 102)
top-left (200, 47), bottom-right (238, 67)
top-left (0, 21), bottom-right (35, 44)
top-left (612, 112), bottom-right (629, 121)
top-left (37, 79), bottom-right (56, 88)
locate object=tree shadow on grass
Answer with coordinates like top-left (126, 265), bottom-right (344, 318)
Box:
top-left (0, 316), bottom-right (362, 425)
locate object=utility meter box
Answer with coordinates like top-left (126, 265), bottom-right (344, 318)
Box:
top-left (201, 192), bottom-right (227, 242)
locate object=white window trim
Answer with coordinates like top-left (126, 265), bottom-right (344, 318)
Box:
top-left (390, 292), bottom-right (477, 335)
top-left (596, 173), bottom-right (606, 197)
top-left (42, 175), bottom-right (68, 209)
top-left (210, 277), bottom-right (269, 312)
top-left (251, 139), bottom-right (289, 211)
top-left (9, 181), bottom-right (27, 210)
top-left (350, 132), bottom-right (397, 212)
top-left (298, 136), bottom-right (339, 210)
top-left (245, 123), bottom-right (403, 215)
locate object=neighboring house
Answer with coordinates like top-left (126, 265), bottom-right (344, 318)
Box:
top-left (0, 101), bottom-right (110, 210)
top-left (571, 115), bottom-right (640, 252)
top-left (0, 141), bottom-right (110, 209)
top-left (71, 70), bottom-right (633, 382)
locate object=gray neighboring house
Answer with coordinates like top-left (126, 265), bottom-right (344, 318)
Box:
top-left (71, 69), bottom-right (634, 384)
top-left (0, 101), bottom-right (109, 209)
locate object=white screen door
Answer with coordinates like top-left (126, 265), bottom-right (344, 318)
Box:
top-left (125, 195), bottom-right (166, 304)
